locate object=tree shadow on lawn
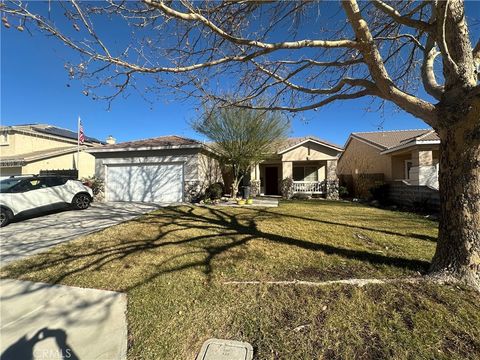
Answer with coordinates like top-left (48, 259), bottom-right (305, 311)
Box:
top-left (255, 207), bottom-right (438, 243)
top-left (2, 206), bottom-right (431, 294)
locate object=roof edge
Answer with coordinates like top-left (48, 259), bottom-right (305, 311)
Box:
top-left (0, 146), bottom-right (83, 165)
top-left (86, 143), bottom-right (204, 153)
top-left (380, 139), bottom-right (440, 154)
top-left (349, 134), bottom-right (387, 150)
top-left (278, 137), bottom-right (343, 154)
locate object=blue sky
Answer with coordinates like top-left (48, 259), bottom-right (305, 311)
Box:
top-left (1, 2), bottom-right (478, 146)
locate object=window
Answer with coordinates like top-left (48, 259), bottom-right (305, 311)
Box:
top-left (293, 167), bottom-right (304, 181)
top-left (11, 178), bottom-right (47, 193)
top-left (304, 167), bottom-right (318, 182)
top-left (0, 178), bottom-right (23, 192)
top-left (45, 176), bottom-right (68, 187)
top-left (293, 166), bottom-right (318, 182)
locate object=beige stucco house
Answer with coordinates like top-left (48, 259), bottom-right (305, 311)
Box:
top-left (88, 135), bottom-right (221, 202)
top-left (249, 136), bottom-right (343, 197)
top-left (337, 129), bottom-right (440, 190)
top-left (0, 124), bottom-right (103, 178)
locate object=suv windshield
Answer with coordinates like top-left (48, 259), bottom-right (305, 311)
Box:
top-left (0, 178), bottom-right (24, 192)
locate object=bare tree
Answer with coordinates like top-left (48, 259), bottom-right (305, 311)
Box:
top-left (2, 0), bottom-right (479, 289)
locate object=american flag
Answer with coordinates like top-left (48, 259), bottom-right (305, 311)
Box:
top-left (78, 117), bottom-right (85, 145)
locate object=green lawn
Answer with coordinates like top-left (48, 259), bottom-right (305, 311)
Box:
top-left (2, 200), bottom-right (479, 359)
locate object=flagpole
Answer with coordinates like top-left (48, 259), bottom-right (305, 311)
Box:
top-left (77, 116), bottom-right (80, 176)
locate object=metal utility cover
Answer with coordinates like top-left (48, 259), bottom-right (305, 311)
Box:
top-left (196, 338), bottom-right (253, 360)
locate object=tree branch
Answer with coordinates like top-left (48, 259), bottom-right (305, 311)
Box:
top-left (343, 0), bottom-right (437, 126)
top-left (437, 0), bottom-right (459, 73)
top-left (273, 58), bottom-right (364, 68)
top-left (421, 36), bottom-right (444, 100)
top-left (374, 34), bottom-right (425, 51)
top-left (220, 89), bottom-right (374, 113)
top-left (250, 58), bottom-right (377, 95)
top-left (371, 0), bottom-right (433, 32)
top-left (144, 0), bottom-right (360, 50)
top-left (70, 0), bottom-right (111, 57)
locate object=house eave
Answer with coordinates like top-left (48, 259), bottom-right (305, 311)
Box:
top-left (278, 138), bottom-right (343, 155)
top-left (380, 140), bottom-right (440, 155)
top-left (86, 144), bottom-right (205, 154)
top-left (0, 146), bottom-right (83, 166)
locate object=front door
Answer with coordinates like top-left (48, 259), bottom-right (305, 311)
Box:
top-left (265, 167), bottom-right (279, 195)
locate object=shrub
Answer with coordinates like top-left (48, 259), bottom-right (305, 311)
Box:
top-left (338, 185), bottom-right (349, 198)
top-left (280, 177), bottom-right (294, 199)
top-left (205, 182), bottom-right (224, 200)
top-left (369, 183), bottom-right (390, 205)
top-left (81, 177), bottom-right (104, 196)
top-left (81, 177), bottom-right (105, 201)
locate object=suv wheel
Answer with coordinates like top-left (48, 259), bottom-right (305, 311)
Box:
top-left (72, 193), bottom-right (91, 210)
top-left (0, 208), bottom-right (13, 227)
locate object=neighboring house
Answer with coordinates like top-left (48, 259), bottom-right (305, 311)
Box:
top-left (87, 135), bottom-right (221, 203)
top-left (0, 124), bottom-right (103, 178)
top-left (249, 136), bottom-right (343, 197)
top-left (337, 129), bottom-right (440, 191)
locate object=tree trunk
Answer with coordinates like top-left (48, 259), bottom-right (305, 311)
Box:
top-left (430, 104), bottom-right (480, 290)
top-left (231, 173), bottom-right (244, 200)
top-left (232, 178), bottom-right (240, 199)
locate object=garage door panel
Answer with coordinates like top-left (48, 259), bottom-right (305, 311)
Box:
top-left (106, 164), bottom-right (183, 203)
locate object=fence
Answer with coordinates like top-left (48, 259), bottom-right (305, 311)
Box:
top-left (39, 169), bottom-right (79, 179)
top-left (388, 180), bottom-right (440, 210)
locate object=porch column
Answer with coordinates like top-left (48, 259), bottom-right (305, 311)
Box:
top-left (249, 163), bottom-right (261, 196)
top-left (411, 149), bottom-right (435, 186)
top-left (326, 159), bottom-right (339, 200)
top-left (282, 161), bottom-right (292, 179)
top-left (412, 149), bottom-right (433, 167)
top-left (326, 160), bottom-right (337, 180)
top-left (250, 163), bottom-right (260, 180)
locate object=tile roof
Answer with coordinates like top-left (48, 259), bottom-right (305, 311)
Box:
top-left (416, 130), bottom-right (440, 142)
top-left (351, 129), bottom-right (439, 149)
top-left (97, 135), bottom-right (202, 150)
top-left (278, 136), bottom-right (343, 152)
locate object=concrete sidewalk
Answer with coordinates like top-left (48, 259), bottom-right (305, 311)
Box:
top-left (0, 279), bottom-right (127, 360)
top-left (216, 197), bottom-right (279, 208)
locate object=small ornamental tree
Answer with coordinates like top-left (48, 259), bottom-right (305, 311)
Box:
top-left (193, 106), bottom-right (289, 198)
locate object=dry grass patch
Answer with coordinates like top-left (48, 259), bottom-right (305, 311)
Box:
top-left (2, 200), bottom-right (479, 359)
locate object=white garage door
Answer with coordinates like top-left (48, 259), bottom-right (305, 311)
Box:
top-left (106, 163), bottom-right (183, 203)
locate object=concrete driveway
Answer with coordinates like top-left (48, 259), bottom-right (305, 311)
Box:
top-left (0, 202), bottom-right (165, 265)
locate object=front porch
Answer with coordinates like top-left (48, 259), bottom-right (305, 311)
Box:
top-left (389, 147), bottom-right (439, 189)
top-left (251, 160), bottom-right (337, 196)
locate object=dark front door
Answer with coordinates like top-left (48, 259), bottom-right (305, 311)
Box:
top-left (265, 167), bottom-right (279, 195)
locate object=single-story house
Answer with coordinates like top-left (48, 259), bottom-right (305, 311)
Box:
top-left (337, 129), bottom-right (440, 193)
top-left (249, 136), bottom-right (343, 197)
top-left (0, 124), bottom-right (104, 178)
top-left (87, 135), bottom-right (221, 203)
